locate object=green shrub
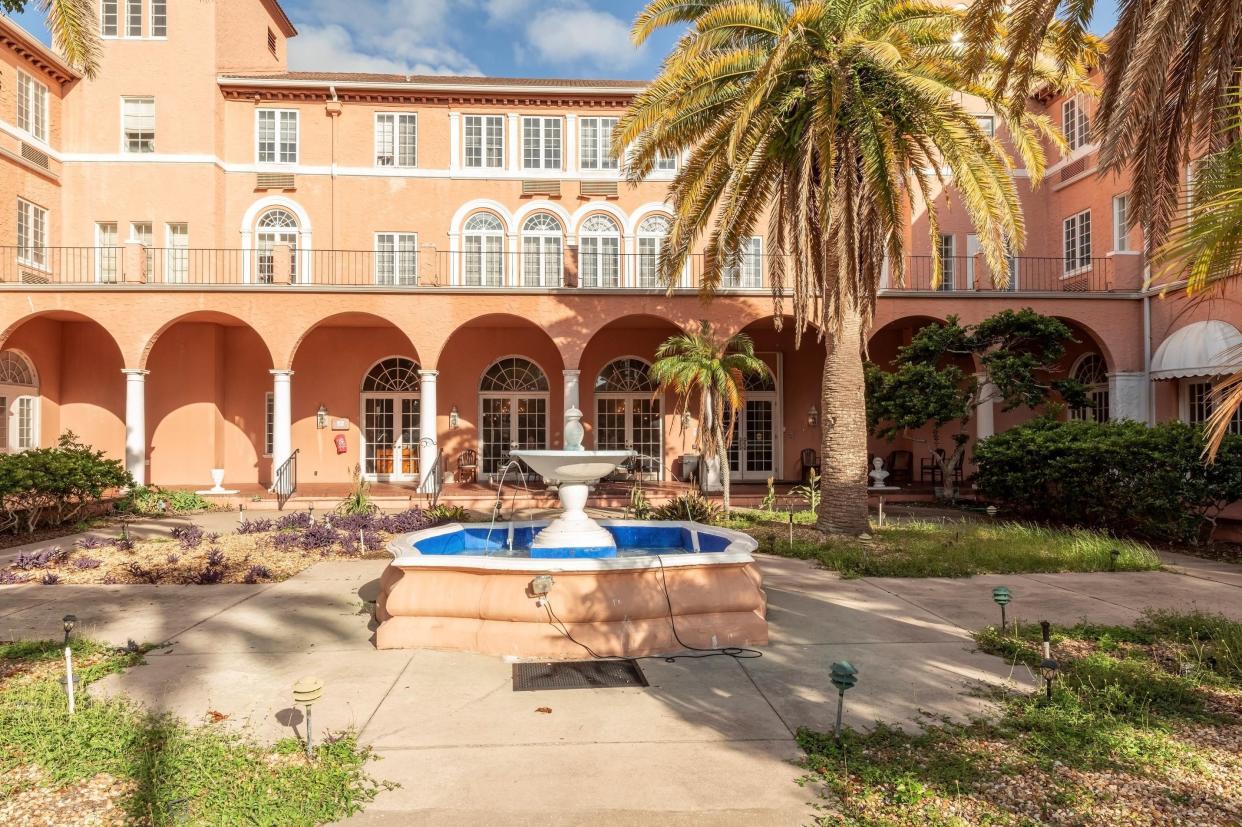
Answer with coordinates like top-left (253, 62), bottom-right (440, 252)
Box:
top-left (974, 419), bottom-right (1242, 543)
top-left (117, 485), bottom-right (211, 515)
top-left (0, 433), bottom-right (132, 534)
top-left (650, 492), bottom-right (722, 523)
top-left (425, 504), bottom-right (470, 524)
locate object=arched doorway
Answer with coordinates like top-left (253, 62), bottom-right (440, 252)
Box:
top-left (360, 357), bottom-right (422, 480)
top-left (728, 370), bottom-right (778, 481)
top-left (256, 208), bottom-right (300, 284)
top-left (1068, 353), bottom-right (1110, 422)
top-left (595, 357), bottom-right (662, 478)
top-left (0, 350), bottom-right (39, 453)
top-left (479, 357), bottom-right (550, 477)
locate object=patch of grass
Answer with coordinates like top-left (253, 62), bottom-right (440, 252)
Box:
top-left (723, 511), bottom-right (1161, 577)
top-left (798, 612), bottom-right (1242, 825)
top-left (0, 639), bottom-right (382, 825)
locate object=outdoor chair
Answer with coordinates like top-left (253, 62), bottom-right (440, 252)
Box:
top-left (920, 448), bottom-right (963, 484)
top-left (887, 450), bottom-right (913, 485)
top-left (457, 449), bottom-right (478, 484)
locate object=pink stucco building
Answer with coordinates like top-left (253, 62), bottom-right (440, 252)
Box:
top-left (1, 1), bottom-right (1239, 499)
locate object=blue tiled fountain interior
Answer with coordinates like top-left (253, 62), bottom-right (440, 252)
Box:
top-left (412, 524), bottom-right (732, 559)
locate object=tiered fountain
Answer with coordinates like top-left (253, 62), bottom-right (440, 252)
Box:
top-left (375, 408), bottom-right (768, 658)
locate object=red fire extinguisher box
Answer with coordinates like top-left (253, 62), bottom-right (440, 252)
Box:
top-left (334, 434), bottom-right (348, 454)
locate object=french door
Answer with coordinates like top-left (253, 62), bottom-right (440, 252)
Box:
top-left (480, 395), bottom-right (548, 477)
top-left (727, 396), bottom-right (777, 480)
top-left (362, 395), bottom-right (419, 480)
top-left (596, 396), bottom-right (663, 479)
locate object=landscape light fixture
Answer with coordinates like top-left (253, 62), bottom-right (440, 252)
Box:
top-left (992, 586), bottom-right (1012, 632)
top-left (1039, 621), bottom-right (1057, 700)
top-left (293, 677), bottom-right (325, 759)
top-left (62, 614), bottom-right (77, 646)
top-left (829, 661), bottom-right (858, 741)
top-left (1109, 548), bottom-right (1120, 572)
top-left (986, 505), bottom-right (998, 518)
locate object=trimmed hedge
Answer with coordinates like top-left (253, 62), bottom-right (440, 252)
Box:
top-left (0, 433), bottom-right (132, 534)
top-left (974, 419), bottom-right (1242, 543)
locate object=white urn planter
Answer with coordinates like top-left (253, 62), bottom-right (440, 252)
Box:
top-left (196, 468), bottom-right (239, 496)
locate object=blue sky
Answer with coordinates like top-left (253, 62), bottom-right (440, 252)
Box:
top-left (7, 0), bottom-right (1120, 80)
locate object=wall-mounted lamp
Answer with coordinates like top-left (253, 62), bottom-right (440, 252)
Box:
top-left (449, 405), bottom-right (460, 429)
top-left (316, 404), bottom-right (328, 430)
top-left (807, 405), bottom-right (820, 428)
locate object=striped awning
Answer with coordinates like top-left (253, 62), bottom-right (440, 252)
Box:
top-left (1151, 320), bottom-right (1242, 379)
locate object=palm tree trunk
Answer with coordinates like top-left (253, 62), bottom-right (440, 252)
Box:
top-left (816, 302), bottom-right (870, 535)
top-left (714, 409), bottom-right (731, 513)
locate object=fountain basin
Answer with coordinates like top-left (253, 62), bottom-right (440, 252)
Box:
top-left (375, 520), bottom-right (768, 658)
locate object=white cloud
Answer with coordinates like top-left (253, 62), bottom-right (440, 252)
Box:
top-left (524, 8), bottom-right (642, 69)
top-left (484, 0), bottom-right (539, 24)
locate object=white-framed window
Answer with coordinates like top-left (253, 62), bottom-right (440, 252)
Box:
top-left (938, 234), bottom-right (956, 290)
top-left (264, 391), bottom-right (274, 456)
top-left (375, 113), bottom-right (417, 167)
top-left (126, 0), bottom-right (142, 37)
top-left (16, 199), bottom-right (47, 269)
top-left (0, 351), bottom-right (39, 453)
top-left (1062, 96), bottom-right (1090, 151)
top-left (1068, 353), bottom-right (1109, 422)
top-left (375, 232), bottom-right (418, 285)
top-left (130, 221), bottom-right (153, 275)
top-left (463, 212), bottom-right (505, 286)
top-left (165, 222), bottom-right (188, 283)
top-left (521, 212), bottom-right (563, 287)
top-left (723, 237), bottom-right (763, 289)
top-left (1063, 209), bottom-right (1092, 275)
top-left (579, 213), bottom-right (621, 288)
top-left (122, 96), bottom-right (155, 153)
top-left (255, 208), bottom-right (299, 283)
top-left (464, 115), bottom-right (504, 169)
top-left (975, 114), bottom-right (995, 137)
top-left (151, 0), bottom-right (167, 37)
top-left (579, 117), bottom-right (619, 171)
top-left (1112, 194), bottom-right (1130, 252)
top-left (522, 116), bottom-right (562, 170)
top-left (102, 0), bottom-right (119, 36)
top-left (96, 222), bottom-right (120, 283)
top-left (1185, 381), bottom-right (1242, 435)
top-left (257, 109), bottom-right (298, 164)
top-left (16, 72), bottom-right (47, 143)
top-left (636, 214), bottom-right (671, 288)
top-left (654, 150), bottom-right (678, 172)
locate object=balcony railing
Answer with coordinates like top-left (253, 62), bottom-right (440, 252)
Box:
top-left (0, 247), bottom-right (1127, 294)
top-left (892, 256), bottom-right (1118, 293)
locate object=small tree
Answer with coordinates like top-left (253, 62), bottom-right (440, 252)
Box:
top-left (651, 321), bottom-right (770, 513)
top-left (866, 309), bottom-right (1088, 499)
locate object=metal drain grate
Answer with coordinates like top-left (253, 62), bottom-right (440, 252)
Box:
top-left (513, 659), bottom-right (648, 691)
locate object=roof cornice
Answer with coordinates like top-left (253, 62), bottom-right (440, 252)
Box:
top-left (0, 17), bottom-right (80, 85)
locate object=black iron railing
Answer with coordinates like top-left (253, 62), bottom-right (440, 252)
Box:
top-left (272, 449), bottom-right (299, 509)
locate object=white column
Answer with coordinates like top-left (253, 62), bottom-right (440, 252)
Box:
top-left (123, 369), bottom-right (148, 486)
top-left (418, 369), bottom-right (439, 493)
top-left (563, 369), bottom-right (581, 413)
top-left (1109, 371), bottom-right (1150, 423)
top-left (565, 113), bottom-right (578, 175)
top-left (975, 372), bottom-right (996, 440)
top-left (270, 369), bottom-right (293, 470)
top-left (448, 112), bottom-right (461, 173)
top-left (507, 112), bottom-right (520, 171)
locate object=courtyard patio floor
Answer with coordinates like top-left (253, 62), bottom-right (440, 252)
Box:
top-left (2, 541), bottom-right (1239, 825)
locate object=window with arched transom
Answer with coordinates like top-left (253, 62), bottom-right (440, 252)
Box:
top-left (0, 350), bottom-right (38, 453)
top-left (579, 213), bottom-right (621, 288)
top-left (479, 357), bottom-right (550, 475)
top-left (480, 357), bottom-right (549, 392)
top-left (636, 214), bottom-right (671, 288)
top-left (1069, 353), bottom-right (1110, 422)
top-left (521, 212), bottom-right (563, 287)
top-left (360, 357), bottom-right (422, 480)
top-left (361, 357), bottom-right (421, 393)
top-left (256, 208), bottom-right (300, 283)
top-left (595, 358), bottom-right (657, 393)
top-left (595, 357), bottom-right (663, 479)
top-left (463, 212), bottom-right (505, 287)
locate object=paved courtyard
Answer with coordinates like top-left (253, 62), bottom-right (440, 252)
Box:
top-left (2, 548), bottom-right (1240, 825)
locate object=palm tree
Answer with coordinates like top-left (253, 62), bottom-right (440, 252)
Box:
top-left (3, 0), bottom-right (102, 77)
top-left (619, 0), bottom-right (1080, 535)
top-left (650, 321), bottom-right (770, 512)
top-left (962, 0), bottom-right (1242, 249)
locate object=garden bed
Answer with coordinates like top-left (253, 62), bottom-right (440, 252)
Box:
top-left (798, 611), bottom-right (1241, 825)
top-left (1, 507), bottom-right (463, 586)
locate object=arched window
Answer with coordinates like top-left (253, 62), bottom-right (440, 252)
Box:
top-left (463, 212), bottom-right (505, 287)
top-left (480, 357), bottom-right (549, 392)
top-left (360, 357), bottom-right (422, 479)
top-left (595, 357), bottom-right (657, 393)
top-left (636, 215), bottom-right (671, 288)
top-left (361, 357), bottom-right (421, 393)
top-left (521, 212), bottom-right (563, 287)
top-left (1069, 353), bottom-right (1109, 422)
top-left (579, 214), bottom-right (621, 288)
top-left (0, 351), bottom-right (38, 453)
top-left (256, 208), bottom-right (300, 283)
top-left (743, 370), bottom-right (776, 393)
top-left (479, 357), bottom-right (550, 476)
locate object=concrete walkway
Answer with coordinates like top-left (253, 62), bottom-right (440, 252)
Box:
top-left (2, 554), bottom-right (1240, 825)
